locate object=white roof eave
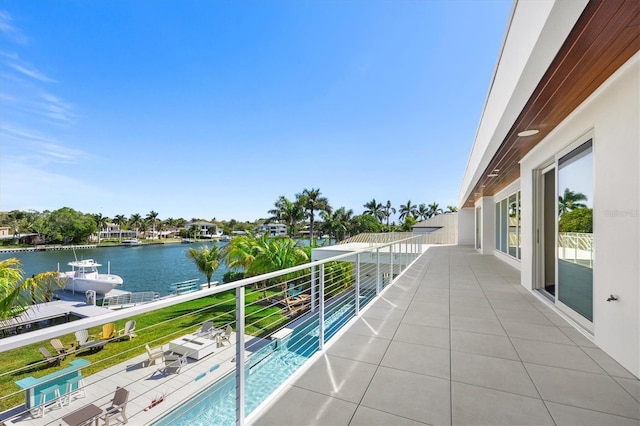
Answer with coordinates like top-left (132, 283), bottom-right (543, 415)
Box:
top-left (458, 0), bottom-right (589, 207)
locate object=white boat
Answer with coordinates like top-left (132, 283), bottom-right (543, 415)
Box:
top-left (122, 238), bottom-right (141, 246)
top-left (181, 238), bottom-right (195, 244)
top-left (220, 235), bottom-right (231, 242)
top-left (59, 259), bottom-right (124, 295)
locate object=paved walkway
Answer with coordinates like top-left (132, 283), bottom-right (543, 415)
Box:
top-left (255, 246), bottom-right (640, 425)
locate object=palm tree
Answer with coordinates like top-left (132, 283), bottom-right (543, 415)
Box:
top-left (1, 258), bottom-right (63, 320)
top-left (446, 205), bottom-right (458, 213)
top-left (187, 245), bottom-right (223, 288)
top-left (321, 207), bottom-right (354, 242)
top-left (399, 200), bottom-right (418, 222)
top-left (268, 196), bottom-right (305, 237)
top-left (223, 234), bottom-right (308, 299)
top-left (113, 214), bottom-right (127, 242)
top-left (129, 213), bottom-right (142, 238)
top-left (156, 221), bottom-right (165, 239)
top-left (92, 213), bottom-right (109, 243)
top-left (250, 236), bottom-right (309, 299)
top-left (363, 199), bottom-right (384, 223)
top-left (146, 211), bottom-right (159, 240)
top-left (558, 188), bottom-right (587, 215)
top-left (427, 202), bottom-right (443, 218)
top-left (416, 203), bottom-right (429, 221)
top-left (224, 234), bottom-right (259, 272)
top-left (297, 188), bottom-right (331, 244)
top-left (382, 200), bottom-right (396, 228)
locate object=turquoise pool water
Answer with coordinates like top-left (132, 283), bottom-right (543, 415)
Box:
top-left (154, 300), bottom-right (355, 426)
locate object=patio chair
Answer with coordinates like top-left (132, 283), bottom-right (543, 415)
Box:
top-left (102, 387), bottom-right (129, 426)
top-left (286, 283), bottom-right (302, 298)
top-left (75, 329), bottom-right (95, 348)
top-left (98, 323), bottom-right (116, 339)
top-left (284, 294), bottom-right (311, 314)
top-left (196, 321), bottom-right (214, 337)
top-left (50, 339), bottom-right (67, 359)
top-left (39, 347), bottom-right (63, 367)
top-left (117, 320), bottom-right (137, 340)
top-left (145, 344), bottom-right (164, 366)
top-left (217, 325), bottom-right (232, 346)
top-left (156, 354), bottom-right (187, 376)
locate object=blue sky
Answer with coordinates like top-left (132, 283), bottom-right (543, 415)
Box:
top-left (0, 1), bottom-right (511, 222)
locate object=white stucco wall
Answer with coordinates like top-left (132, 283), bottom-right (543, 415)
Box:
top-left (520, 53), bottom-right (640, 377)
top-left (457, 208), bottom-right (475, 246)
top-left (476, 197), bottom-right (496, 256)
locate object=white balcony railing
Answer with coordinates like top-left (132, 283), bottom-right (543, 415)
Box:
top-left (0, 235), bottom-right (424, 426)
top-left (558, 232), bottom-right (594, 268)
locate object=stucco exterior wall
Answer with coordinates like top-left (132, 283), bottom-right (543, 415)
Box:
top-left (520, 53), bottom-right (639, 377)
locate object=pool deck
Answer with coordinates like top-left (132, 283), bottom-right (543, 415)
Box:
top-left (254, 245), bottom-right (640, 425)
top-left (2, 335), bottom-right (270, 426)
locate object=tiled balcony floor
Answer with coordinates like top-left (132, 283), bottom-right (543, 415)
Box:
top-left (255, 246), bottom-right (640, 425)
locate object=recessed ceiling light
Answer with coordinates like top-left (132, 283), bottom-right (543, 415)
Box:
top-left (518, 129), bottom-right (539, 137)
top-left (488, 173), bottom-right (499, 178)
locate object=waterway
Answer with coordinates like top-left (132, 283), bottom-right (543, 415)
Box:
top-left (0, 242), bottom-right (230, 296)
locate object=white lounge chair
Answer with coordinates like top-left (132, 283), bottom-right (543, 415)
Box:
top-left (117, 320), bottom-right (137, 340)
top-left (157, 354), bottom-right (187, 376)
top-left (217, 325), bottom-right (232, 346)
top-left (196, 321), bottom-right (214, 337)
top-left (145, 344), bottom-right (164, 366)
top-left (74, 329), bottom-right (95, 347)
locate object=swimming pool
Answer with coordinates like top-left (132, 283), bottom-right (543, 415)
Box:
top-left (153, 300), bottom-right (355, 426)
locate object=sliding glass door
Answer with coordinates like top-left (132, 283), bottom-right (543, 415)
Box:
top-left (557, 141), bottom-right (593, 322)
top-left (535, 139), bottom-right (593, 327)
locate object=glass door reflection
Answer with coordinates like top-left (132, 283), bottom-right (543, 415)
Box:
top-left (557, 140), bottom-right (593, 322)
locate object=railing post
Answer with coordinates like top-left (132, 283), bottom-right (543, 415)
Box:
top-left (235, 286), bottom-right (246, 426)
top-left (311, 265), bottom-right (317, 313)
top-left (355, 254), bottom-right (360, 316)
top-left (376, 248), bottom-right (381, 295)
top-left (319, 264), bottom-right (325, 350)
top-left (405, 240), bottom-right (408, 265)
top-left (389, 243), bottom-right (394, 287)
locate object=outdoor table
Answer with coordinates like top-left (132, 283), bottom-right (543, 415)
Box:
top-left (15, 359), bottom-right (90, 411)
top-left (62, 403), bottom-right (102, 426)
top-left (169, 334), bottom-right (217, 360)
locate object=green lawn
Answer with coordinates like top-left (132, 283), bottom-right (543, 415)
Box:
top-left (0, 288), bottom-right (290, 412)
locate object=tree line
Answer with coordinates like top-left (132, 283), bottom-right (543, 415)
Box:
top-left (267, 189), bottom-right (458, 243)
top-left (0, 188), bottom-right (457, 245)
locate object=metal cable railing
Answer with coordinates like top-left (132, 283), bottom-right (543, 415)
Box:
top-left (0, 234), bottom-right (424, 426)
top-left (558, 232), bottom-right (594, 267)
top-left (102, 291), bottom-right (160, 308)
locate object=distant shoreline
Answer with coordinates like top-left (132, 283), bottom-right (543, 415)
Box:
top-left (0, 239), bottom-right (226, 254)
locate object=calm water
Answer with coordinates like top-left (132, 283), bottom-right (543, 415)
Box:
top-left (0, 243), bottom-right (230, 296)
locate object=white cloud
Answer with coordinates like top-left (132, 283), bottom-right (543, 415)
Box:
top-left (0, 123), bottom-right (89, 164)
top-left (40, 92), bottom-right (76, 124)
top-left (0, 10), bottom-right (28, 44)
top-left (8, 62), bottom-right (55, 82)
top-left (0, 51), bottom-right (56, 83)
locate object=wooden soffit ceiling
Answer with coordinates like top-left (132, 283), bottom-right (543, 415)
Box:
top-left (464, 0), bottom-right (640, 208)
